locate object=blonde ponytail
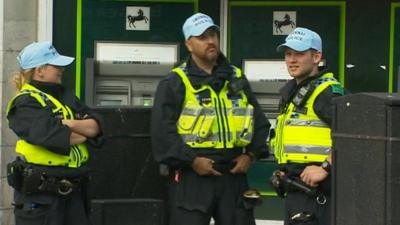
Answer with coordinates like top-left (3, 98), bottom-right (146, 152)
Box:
top-left (10, 69), bottom-right (34, 91)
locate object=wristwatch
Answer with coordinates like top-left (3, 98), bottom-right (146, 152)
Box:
top-left (321, 160), bottom-right (331, 173)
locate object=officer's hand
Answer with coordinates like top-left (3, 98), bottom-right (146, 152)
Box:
top-left (230, 154), bottom-right (252, 174)
top-left (74, 113), bottom-right (89, 120)
top-left (191, 157), bottom-right (222, 176)
top-left (300, 165), bottom-right (328, 187)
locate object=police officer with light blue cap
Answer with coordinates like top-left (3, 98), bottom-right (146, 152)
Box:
top-left (182, 13), bottom-right (220, 40)
top-left (18, 41), bottom-right (75, 70)
top-left (151, 13), bottom-right (270, 225)
top-left (6, 41), bottom-right (104, 225)
top-left (277, 27), bottom-right (322, 53)
top-left (271, 27), bottom-right (345, 225)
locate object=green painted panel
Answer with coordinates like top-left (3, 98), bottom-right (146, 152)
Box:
top-left (229, 5), bottom-right (341, 79)
top-left (53, 0), bottom-right (78, 93)
top-left (80, 0), bottom-right (196, 98)
top-left (344, 0), bottom-right (390, 93)
top-left (199, 0), bottom-right (220, 22)
top-left (392, 6), bottom-right (400, 92)
top-left (254, 196), bottom-right (285, 220)
top-left (82, 1), bottom-right (194, 55)
top-left (247, 159), bottom-right (285, 220)
top-left (247, 159), bottom-right (279, 194)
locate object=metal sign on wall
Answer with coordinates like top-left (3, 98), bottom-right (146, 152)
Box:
top-left (273, 11), bottom-right (296, 35)
top-left (126, 6), bottom-right (150, 31)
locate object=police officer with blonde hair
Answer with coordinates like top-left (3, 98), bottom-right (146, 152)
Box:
top-left (271, 27), bottom-right (345, 225)
top-left (151, 13), bottom-right (270, 225)
top-left (6, 41), bottom-right (103, 225)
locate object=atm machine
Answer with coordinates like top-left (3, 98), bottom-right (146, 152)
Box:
top-left (86, 41), bottom-right (179, 107)
top-left (242, 59), bottom-right (291, 124)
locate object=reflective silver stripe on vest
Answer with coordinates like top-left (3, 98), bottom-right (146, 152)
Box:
top-left (285, 119), bottom-right (328, 128)
top-left (284, 145), bottom-right (330, 155)
top-left (181, 133), bottom-right (219, 143)
top-left (232, 108), bottom-right (253, 116)
top-left (232, 108), bottom-right (247, 115)
top-left (202, 108), bottom-right (216, 115)
top-left (181, 108), bottom-right (215, 116)
top-left (181, 108), bottom-right (201, 116)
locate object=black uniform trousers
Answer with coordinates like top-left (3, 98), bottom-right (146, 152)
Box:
top-left (284, 188), bottom-right (331, 225)
top-left (168, 167), bottom-right (255, 225)
top-left (13, 190), bottom-right (90, 225)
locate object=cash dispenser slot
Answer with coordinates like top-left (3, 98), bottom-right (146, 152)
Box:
top-left (95, 80), bottom-right (131, 106)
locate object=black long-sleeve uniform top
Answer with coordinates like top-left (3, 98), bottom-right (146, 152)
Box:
top-left (278, 67), bottom-right (345, 174)
top-left (7, 80), bottom-right (104, 156)
top-left (151, 54), bottom-right (270, 169)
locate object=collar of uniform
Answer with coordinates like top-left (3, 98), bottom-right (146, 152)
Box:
top-left (297, 66), bottom-right (330, 87)
top-left (279, 66), bottom-right (330, 107)
top-left (29, 80), bottom-right (64, 99)
top-left (185, 53), bottom-right (233, 87)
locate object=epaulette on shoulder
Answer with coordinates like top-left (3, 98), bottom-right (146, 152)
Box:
top-left (331, 83), bottom-right (344, 95)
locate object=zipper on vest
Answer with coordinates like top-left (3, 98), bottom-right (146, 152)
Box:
top-left (215, 97), bottom-right (227, 149)
top-left (213, 97), bottom-right (223, 143)
top-left (221, 99), bottom-right (231, 142)
top-left (274, 110), bottom-right (284, 162)
top-left (276, 116), bottom-right (284, 161)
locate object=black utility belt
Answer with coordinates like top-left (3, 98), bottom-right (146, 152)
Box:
top-left (7, 157), bottom-right (89, 195)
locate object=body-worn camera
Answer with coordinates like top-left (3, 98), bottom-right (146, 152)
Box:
top-left (228, 77), bottom-right (246, 95)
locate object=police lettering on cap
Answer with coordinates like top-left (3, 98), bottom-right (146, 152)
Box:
top-left (17, 41), bottom-right (74, 70)
top-left (182, 13), bottom-right (219, 40)
top-left (277, 27), bottom-right (322, 53)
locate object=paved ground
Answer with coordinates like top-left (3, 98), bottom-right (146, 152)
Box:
top-left (210, 220), bottom-right (283, 225)
top-left (255, 220), bottom-right (283, 225)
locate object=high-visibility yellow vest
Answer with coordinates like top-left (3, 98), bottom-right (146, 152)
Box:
top-left (271, 73), bottom-right (342, 164)
top-left (6, 83), bottom-right (89, 168)
top-left (174, 64), bottom-right (254, 149)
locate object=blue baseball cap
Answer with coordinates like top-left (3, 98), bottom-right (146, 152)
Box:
top-left (17, 41), bottom-right (74, 70)
top-left (182, 13), bottom-right (219, 40)
top-left (277, 27), bottom-right (322, 53)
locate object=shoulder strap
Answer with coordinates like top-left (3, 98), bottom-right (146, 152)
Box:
top-left (292, 73), bottom-right (340, 107)
top-left (6, 84), bottom-right (74, 119)
top-left (230, 65), bottom-right (242, 78)
top-left (308, 74), bottom-right (341, 102)
top-left (172, 64), bottom-right (195, 92)
top-left (6, 87), bottom-right (47, 115)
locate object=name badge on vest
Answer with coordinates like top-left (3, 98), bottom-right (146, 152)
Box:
top-left (196, 90), bottom-right (212, 105)
top-left (201, 97), bottom-right (212, 105)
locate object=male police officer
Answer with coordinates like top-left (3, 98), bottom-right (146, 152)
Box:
top-left (151, 13), bottom-right (270, 225)
top-left (271, 27), bottom-right (344, 225)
